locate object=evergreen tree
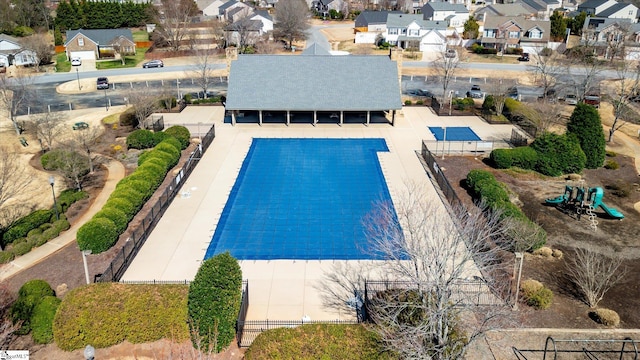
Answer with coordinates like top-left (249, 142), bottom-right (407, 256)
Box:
top-left (550, 11), bottom-right (567, 41)
top-left (567, 103), bottom-right (606, 169)
top-left (569, 11), bottom-right (587, 36)
top-left (463, 16), bottom-right (479, 39)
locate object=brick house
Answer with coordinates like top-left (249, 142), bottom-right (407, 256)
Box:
top-left (64, 28), bottom-right (135, 60)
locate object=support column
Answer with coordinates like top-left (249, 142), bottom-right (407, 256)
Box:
top-left (366, 111), bottom-right (370, 126)
top-left (391, 110), bottom-right (395, 126)
top-left (313, 111), bottom-right (317, 126)
top-left (286, 111), bottom-right (290, 126)
top-left (231, 111), bottom-right (236, 126)
top-left (340, 111), bottom-right (343, 125)
top-left (259, 110), bottom-right (263, 126)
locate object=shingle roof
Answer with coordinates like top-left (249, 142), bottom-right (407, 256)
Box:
top-left (597, 2), bottom-right (635, 17)
top-left (476, 3), bottom-right (535, 16)
top-left (65, 28), bottom-right (133, 46)
top-left (301, 43), bottom-right (331, 55)
top-left (226, 55), bottom-right (402, 111)
top-left (354, 10), bottom-right (402, 27)
top-left (578, 0), bottom-right (609, 10)
top-left (387, 13), bottom-right (448, 29)
top-left (521, 0), bottom-right (545, 11)
top-left (423, 2), bottom-right (468, 12)
top-left (219, 0), bottom-right (238, 12)
top-left (0, 34), bottom-right (20, 44)
top-left (253, 9), bottom-right (272, 21)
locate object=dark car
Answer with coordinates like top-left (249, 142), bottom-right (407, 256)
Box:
top-left (97, 77), bottom-right (109, 90)
top-left (409, 89), bottom-right (434, 97)
top-left (142, 59), bottom-right (164, 68)
top-left (466, 85), bottom-right (483, 98)
top-left (518, 53), bottom-right (530, 61)
top-left (72, 122), bottom-right (89, 130)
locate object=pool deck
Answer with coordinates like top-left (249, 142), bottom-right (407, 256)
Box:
top-left (122, 106), bottom-right (520, 321)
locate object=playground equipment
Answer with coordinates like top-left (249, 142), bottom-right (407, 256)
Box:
top-left (546, 183), bottom-right (624, 230)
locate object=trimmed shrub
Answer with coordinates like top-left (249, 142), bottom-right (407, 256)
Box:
top-left (93, 207), bottom-right (129, 233)
top-left (590, 308), bottom-right (620, 327)
top-left (164, 125), bottom-right (191, 150)
top-left (188, 252), bottom-right (242, 353)
top-left (126, 129), bottom-right (156, 150)
top-left (3, 210), bottom-right (54, 245)
top-left (76, 218), bottom-right (118, 253)
top-left (604, 160), bottom-right (619, 170)
top-left (115, 178), bottom-right (154, 200)
top-left (0, 251), bottom-right (15, 263)
top-left (53, 283), bottom-right (189, 350)
top-left (152, 131), bottom-right (169, 145)
top-left (18, 279), bottom-right (55, 300)
top-left (11, 280), bottom-right (55, 334)
top-left (109, 185), bottom-right (147, 207)
top-left (567, 103), bottom-right (605, 169)
top-left (490, 147), bottom-right (538, 170)
top-left (154, 142), bottom-right (180, 166)
top-left (161, 136), bottom-right (182, 153)
top-left (138, 150), bottom-right (174, 167)
top-left (245, 324), bottom-right (391, 360)
top-left (521, 279), bottom-right (553, 310)
top-left (466, 169), bottom-right (495, 190)
top-left (31, 296), bottom-right (61, 344)
top-left (552, 249), bottom-right (563, 259)
top-left (533, 246), bottom-right (553, 257)
top-left (57, 189), bottom-right (88, 212)
top-left (102, 198), bottom-right (137, 220)
top-left (405, 100), bottom-right (412, 105)
top-left (520, 279), bottom-right (543, 296)
top-left (531, 132), bottom-right (586, 176)
top-left (483, 95), bottom-right (495, 112)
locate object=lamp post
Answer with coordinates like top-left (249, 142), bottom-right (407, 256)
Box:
top-left (176, 79), bottom-right (181, 100)
top-left (104, 88), bottom-right (109, 111)
top-left (448, 90), bottom-right (454, 116)
top-left (441, 126), bottom-right (447, 160)
top-left (84, 344), bottom-right (95, 360)
top-left (81, 250), bottom-right (92, 284)
top-left (75, 67), bottom-right (81, 91)
top-left (513, 252), bottom-right (524, 310)
top-left (48, 176), bottom-right (59, 220)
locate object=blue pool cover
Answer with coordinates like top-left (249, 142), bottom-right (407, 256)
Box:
top-left (204, 138), bottom-right (395, 260)
top-left (429, 127), bottom-right (481, 141)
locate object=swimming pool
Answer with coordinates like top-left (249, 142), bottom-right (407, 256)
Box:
top-left (428, 127), bottom-right (481, 141)
top-left (204, 138), bottom-right (396, 260)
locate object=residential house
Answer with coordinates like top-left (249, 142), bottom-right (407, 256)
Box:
top-left (577, 0), bottom-right (638, 21)
top-left (219, 0), bottom-right (253, 22)
top-left (65, 29), bottom-right (135, 60)
top-left (421, 3), bottom-right (470, 32)
top-left (480, 15), bottom-right (550, 53)
top-left (197, 0), bottom-right (230, 17)
top-left (581, 16), bottom-right (640, 58)
top-left (225, 10), bottom-right (273, 46)
top-left (384, 13), bottom-right (460, 52)
top-left (311, 0), bottom-right (343, 17)
top-left (520, 0), bottom-right (562, 19)
top-left (474, 3), bottom-right (537, 22)
top-left (354, 10), bottom-right (403, 43)
top-left (0, 34), bottom-right (38, 67)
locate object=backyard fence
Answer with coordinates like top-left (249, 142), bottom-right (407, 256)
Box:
top-left (95, 123), bottom-right (216, 283)
top-left (513, 336), bottom-right (640, 359)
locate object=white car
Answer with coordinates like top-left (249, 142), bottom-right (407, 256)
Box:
top-left (71, 57), bottom-right (82, 66)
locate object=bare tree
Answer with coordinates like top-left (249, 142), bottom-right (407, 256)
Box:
top-left (0, 146), bottom-right (34, 211)
top-left (273, 0), bottom-right (310, 49)
top-left (485, 79), bottom-right (516, 116)
top-left (126, 90), bottom-right (163, 128)
top-left (567, 246), bottom-right (626, 308)
top-left (528, 48), bottom-right (564, 102)
top-left (225, 10), bottom-right (261, 53)
top-left (20, 33), bottom-right (52, 70)
top-left (254, 34), bottom-right (284, 54)
top-left (432, 46), bottom-right (465, 104)
top-left (567, 44), bottom-right (603, 100)
top-left (52, 146), bottom-right (91, 191)
top-left (28, 111), bottom-right (67, 151)
top-left (325, 182), bottom-right (512, 360)
top-left (189, 47), bottom-right (218, 99)
top-left (607, 62), bottom-right (640, 142)
top-left (0, 74), bottom-right (35, 135)
top-left (153, 0), bottom-right (199, 51)
top-left (69, 125), bottom-right (103, 173)
top-left (604, 23), bottom-right (630, 62)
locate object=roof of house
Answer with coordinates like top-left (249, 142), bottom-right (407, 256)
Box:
top-left (583, 16), bottom-right (639, 32)
top-left (597, 2), bottom-right (635, 17)
top-left (253, 9), bottom-right (272, 21)
top-left (227, 19), bottom-right (263, 31)
top-left (0, 34), bottom-right (20, 45)
top-left (219, 0), bottom-right (239, 12)
top-left (422, 2), bottom-right (469, 12)
top-left (476, 3), bottom-right (536, 16)
top-left (387, 13), bottom-right (448, 29)
top-left (521, 0), bottom-right (546, 12)
top-left (578, 0), bottom-right (610, 9)
top-left (354, 10), bottom-right (403, 27)
top-left (483, 15), bottom-right (550, 31)
top-left (196, 0), bottom-right (219, 10)
top-left (301, 43), bottom-right (331, 55)
top-left (65, 28), bottom-right (133, 46)
top-left (226, 55), bottom-right (402, 111)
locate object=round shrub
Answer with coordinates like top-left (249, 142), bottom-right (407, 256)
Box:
top-left (591, 308), bottom-right (620, 327)
top-left (137, 162), bottom-right (167, 186)
top-left (152, 131), bottom-right (169, 145)
top-left (164, 126), bottom-right (190, 150)
top-left (521, 279), bottom-right (553, 310)
top-left (490, 148), bottom-right (513, 169)
top-left (109, 185), bottom-right (147, 208)
top-left (53, 219), bottom-right (70, 232)
top-left (476, 179), bottom-right (509, 206)
top-left (19, 279), bottom-right (55, 299)
top-left (188, 252), bottom-right (242, 353)
top-left (142, 157), bottom-right (170, 172)
top-left (127, 129), bottom-right (156, 150)
top-left (94, 207), bottom-right (129, 234)
top-left (3, 209), bottom-right (55, 245)
top-left (520, 279), bottom-right (543, 296)
top-left (0, 251), bottom-right (15, 263)
top-left (116, 177), bottom-right (153, 199)
top-left (509, 146), bottom-right (538, 169)
top-left (104, 198), bottom-right (137, 220)
top-left (27, 228), bottom-right (43, 238)
top-left (10, 241), bottom-right (32, 257)
top-left (466, 169), bottom-right (495, 190)
top-left (405, 100), bottom-right (412, 105)
top-left (11, 280), bottom-right (55, 334)
top-left (77, 218), bottom-right (118, 253)
top-left (533, 246), bottom-right (553, 257)
top-left (604, 160), bottom-right (619, 170)
top-left (153, 143), bottom-right (180, 167)
top-left (31, 296), bottom-right (61, 344)
top-left (531, 132), bottom-right (586, 176)
top-left (161, 136), bottom-right (182, 153)
top-left (138, 150), bottom-right (174, 167)
top-left (57, 189), bottom-right (88, 212)
top-left (552, 249), bottom-right (563, 259)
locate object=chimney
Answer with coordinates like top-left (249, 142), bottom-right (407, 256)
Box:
top-left (226, 47), bottom-right (238, 78)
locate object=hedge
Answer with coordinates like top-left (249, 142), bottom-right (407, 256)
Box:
top-left (93, 207), bottom-right (129, 233)
top-left (2, 209), bottom-right (54, 245)
top-left (138, 150), bottom-right (175, 167)
top-left (188, 252), bottom-right (242, 353)
top-left (31, 296), bottom-right (61, 344)
top-left (164, 126), bottom-right (190, 150)
top-left (57, 189), bottom-right (88, 213)
top-left (490, 147), bottom-right (538, 169)
top-left (154, 141), bottom-right (181, 163)
top-left (114, 178), bottom-right (154, 201)
top-left (76, 218), bottom-right (118, 253)
top-left (53, 283), bottom-right (189, 350)
top-left (102, 197), bottom-right (137, 221)
top-left (10, 280), bottom-right (55, 335)
top-left (245, 324), bottom-right (392, 360)
top-left (126, 129), bottom-right (156, 149)
top-left (531, 132), bottom-right (586, 176)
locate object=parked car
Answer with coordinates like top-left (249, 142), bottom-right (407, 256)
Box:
top-left (142, 59), bottom-right (164, 68)
top-left (507, 87), bottom-right (519, 100)
top-left (72, 122), bottom-right (89, 130)
top-left (565, 93), bottom-right (578, 105)
top-left (584, 95), bottom-right (600, 108)
top-left (538, 88), bottom-right (557, 102)
top-left (445, 49), bottom-right (457, 58)
top-left (466, 85), bottom-right (483, 98)
top-left (97, 77), bottom-right (109, 90)
top-left (409, 89), bottom-right (434, 97)
top-left (518, 53), bottom-right (530, 61)
top-left (71, 57), bottom-right (82, 66)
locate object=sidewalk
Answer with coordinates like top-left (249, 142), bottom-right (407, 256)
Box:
top-left (0, 158), bottom-right (125, 282)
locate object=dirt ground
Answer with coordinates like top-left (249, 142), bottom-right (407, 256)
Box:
top-left (438, 148), bottom-right (640, 329)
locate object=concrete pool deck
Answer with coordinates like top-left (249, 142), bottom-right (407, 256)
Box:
top-left (122, 106), bottom-right (521, 321)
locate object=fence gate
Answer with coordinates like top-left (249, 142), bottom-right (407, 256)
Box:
top-left (512, 336), bottom-right (638, 359)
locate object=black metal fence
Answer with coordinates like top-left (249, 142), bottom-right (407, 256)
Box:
top-left (420, 142), bottom-right (462, 207)
top-left (236, 281), bottom-right (249, 346)
top-left (95, 123), bottom-right (216, 283)
top-left (236, 319), bottom-right (360, 348)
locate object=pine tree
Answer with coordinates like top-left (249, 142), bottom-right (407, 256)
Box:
top-left (567, 103), bottom-right (606, 169)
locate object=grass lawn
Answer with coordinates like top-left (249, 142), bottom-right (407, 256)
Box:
top-left (55, 52), bottom-right (70, 72)
top-left (95, 48), bottom-right (149, 69)
top-left (132, 30), bottom-right (149, 42)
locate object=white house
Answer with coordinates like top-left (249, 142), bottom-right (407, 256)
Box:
top-left (385, 13), bottom-right (456, 52)
top-left (0, 34), bottom-right (38, 67)
top-left (421, 2), bottom-right (469, 32)
top-left (353, 10), bottom-right (403, 44)
top-left (582, 16), bottom-right (640, 58)
top-left (578, 0), bottom-right (638, 22)
top-left (198, 0), bottom-right (230, 17)
top-left (251, 10), bottom-right (273, 32)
